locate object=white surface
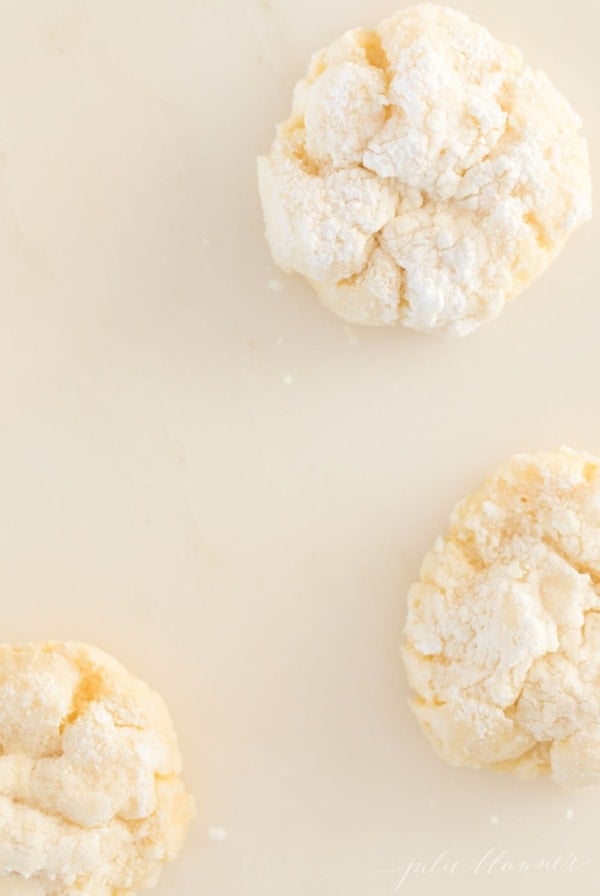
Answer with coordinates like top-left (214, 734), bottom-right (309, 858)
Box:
top-left (0, 2), bottom-right (598, 895)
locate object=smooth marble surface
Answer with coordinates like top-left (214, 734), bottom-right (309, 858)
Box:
top-left (0, 1), bottom-right (598, 894)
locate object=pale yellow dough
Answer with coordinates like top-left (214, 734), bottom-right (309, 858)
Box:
top-left (0, 642), bottom-right (194, 895)
top-left (403, 449), bottom-right (600, 790)
top-left (258, 4), bottom-right (591, 335)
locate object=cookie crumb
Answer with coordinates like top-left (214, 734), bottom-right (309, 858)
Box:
top-left (208, 827), bottom-right (228, 842)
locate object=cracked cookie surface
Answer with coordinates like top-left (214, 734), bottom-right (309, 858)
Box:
top-left (403, 449), bottom-right (600, 789)
top-left (258, 4), bottom-right (591, 334)
top-left (0, 642), bottom-right (194, 895)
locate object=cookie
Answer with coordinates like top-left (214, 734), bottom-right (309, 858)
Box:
top-left (258, 4), bottom-right (591, 334)
top-left (403, 449), bottom-right (600, 789)
top-left (0, 642), bottom-right (194, 894)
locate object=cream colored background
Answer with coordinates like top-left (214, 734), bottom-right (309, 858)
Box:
top-left (0, 1), bottom-right (598, 894)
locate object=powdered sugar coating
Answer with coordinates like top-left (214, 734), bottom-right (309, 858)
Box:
top-left (0, 642), bottom-right (194, 895)
top-left (258, 4), bottom-right (591, 334)
top-left (403, 449), bottom-right (600, 789)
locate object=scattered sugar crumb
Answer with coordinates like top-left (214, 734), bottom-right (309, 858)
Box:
top-left (207, 827), bottom-right (228, 842)
top-left (282, 373), bottom-right (294, 385)
top-left (565, 808), bottom-right (574, 821)
top-left (489, 815), bottom-right (500, 826)
top-left (268, 279), bottom-right (285, 292)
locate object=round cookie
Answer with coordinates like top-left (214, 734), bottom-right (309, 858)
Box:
top-left (258, 4), bottom-right (591, 335)
top-left (0, 642), bottom-right (194, 895)
top-left (403, 449), bottom-right (600, 790)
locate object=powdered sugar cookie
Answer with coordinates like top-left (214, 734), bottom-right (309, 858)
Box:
top-left (258, 4), bottom-right (591, 334)
top-left (403, 449), bottom-right (600, 789)
top-left (0, 642), bottom-right (194, 895)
